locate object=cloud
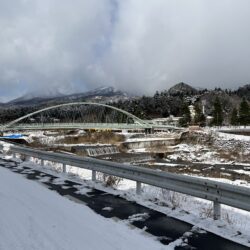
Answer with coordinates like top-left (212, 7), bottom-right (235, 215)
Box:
top-left (0, 0), bottom-right (113, 101)
top-left (0, 0), bottom-right (250, 101)
top-left (99, 0), bottom-right (250, 94)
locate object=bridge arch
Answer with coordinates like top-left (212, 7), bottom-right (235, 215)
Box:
top-left (2, 102), bottom-right (151, 130)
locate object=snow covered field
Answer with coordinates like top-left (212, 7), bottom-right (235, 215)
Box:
top-left (0, 167), bottom-right (163, 250)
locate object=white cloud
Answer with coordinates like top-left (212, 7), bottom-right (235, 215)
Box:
top-left (99, 0), bottom-right (250, 94)
top-left (0, 0), bottom-right (250, 101)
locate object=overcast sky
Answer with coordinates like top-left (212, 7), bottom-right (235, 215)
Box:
top-left (1, 0), bottom-right (250, 101)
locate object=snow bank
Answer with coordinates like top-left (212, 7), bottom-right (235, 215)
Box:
top-left (217, 132), bottom-right (250, 142)
top-left (167, 143), bottom-right (221, 163)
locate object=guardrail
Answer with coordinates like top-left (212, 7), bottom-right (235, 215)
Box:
top-left (2, 144), bottom-right (250, 220)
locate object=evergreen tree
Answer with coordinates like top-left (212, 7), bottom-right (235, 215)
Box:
top-left (153, 91), bottom-right (162, 116)
top-left (161, 108), bottom-right (169, 118)
top-left (211, 97), bottom-right (223, 126)
top-left (238, 98), bottom-right (250, 126)
top-left (153, 91), bottom-right (160, 107)
top-left (194, 104), bottom-right (206, 126)
top-left (230, 107), bottom-right (238, 126)
top-left (178, 102), bottom-right (191, 127)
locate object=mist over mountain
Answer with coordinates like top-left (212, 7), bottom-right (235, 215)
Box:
top-left (9, 90), bottom-right (64, 104)
top-left (4, 82), bottom-right (250, 108)
top-left (6, 86), bottom-right (131, 107)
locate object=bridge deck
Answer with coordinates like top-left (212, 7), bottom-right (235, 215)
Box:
top-left (1, 123), bottom-right (180, 131)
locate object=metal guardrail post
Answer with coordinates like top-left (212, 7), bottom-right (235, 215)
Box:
top-left (136, 181), bottom-right (142, 195)
top-left (92, 170), bottom-right (96, 181)
top-left (62, 163), bottom-right (66, 173)
top-left (213, 201), bottom-right (221, 220)
top-left (41, 159), bottom-right (44, 166)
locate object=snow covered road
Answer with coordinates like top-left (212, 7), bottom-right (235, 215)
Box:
top-left (0, 167), bottom-right (163, 250)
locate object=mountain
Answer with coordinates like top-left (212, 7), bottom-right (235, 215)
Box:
top-left (236, 84), bottom-right (250, 100)
top-left (7, 86), bottom-right (130, 106)
top-left (1, 82), bottom-right (249, 124)
top-left (84, 86), bottom-right (124, 96)
top-left (9, 90), bottom-right (64, 106)
top-left (55, 86), bottom-right (129, 103)
top-left (168, 82), bottom-right (198, 96)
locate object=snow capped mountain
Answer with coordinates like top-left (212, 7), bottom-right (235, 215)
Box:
top-left (86, 86), bottom-right (121, 96)
top-left (67, 86), bottom-right (128, 99)
top-left (10, 90), bottom-right (64, 103)
top-left (7, 86), bottom-right (130, 106)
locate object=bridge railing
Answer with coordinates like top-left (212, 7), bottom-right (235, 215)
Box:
top-left (2, 144), bottom-right (250, 220)
top-left (8, 122), bottom-right (146, 126)
top-left (1, 122), bottom-right (182, 131)
top-left (1, 122), bottom-right (152, 130)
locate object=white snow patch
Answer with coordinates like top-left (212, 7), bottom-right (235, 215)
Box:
top-left (102, 207), bottom-right (113, 211)
top-left (126, 137), bottom-right (173, 142)
top-left (217, 132), bottom-right (250, 142)
top-left (233, 169), bottom-right (250, 176)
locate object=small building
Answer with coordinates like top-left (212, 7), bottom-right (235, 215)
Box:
top-left (150, 115), bottom-right (182, 127)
